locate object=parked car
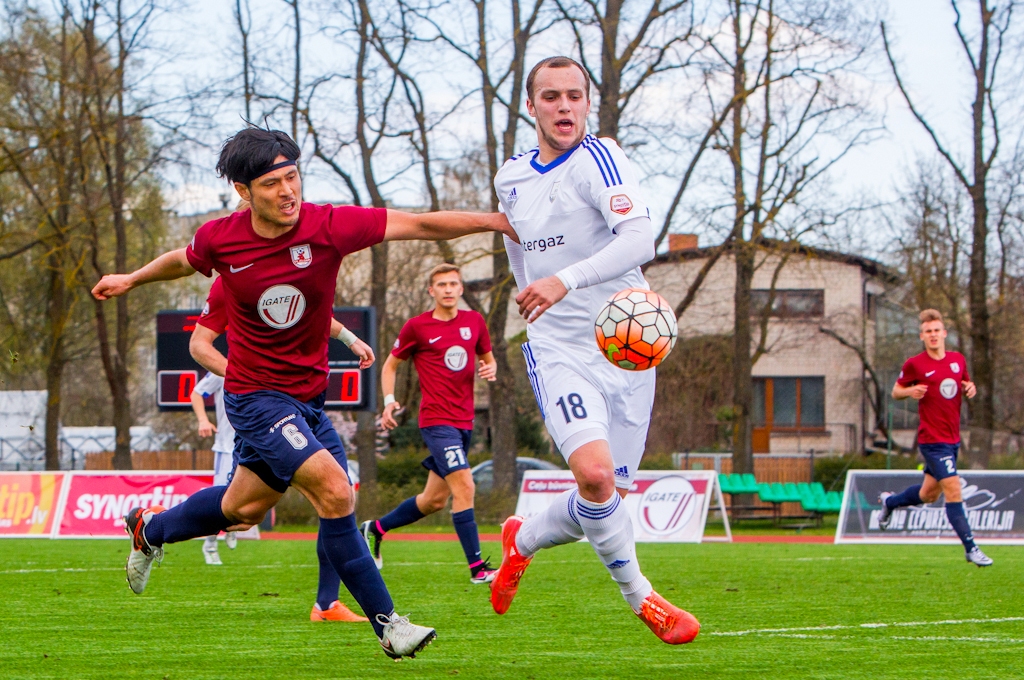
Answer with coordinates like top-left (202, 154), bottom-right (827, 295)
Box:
top-left (471, 457), bottom-right (561, 494)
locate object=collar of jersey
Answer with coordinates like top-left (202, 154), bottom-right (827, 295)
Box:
top-left (530, 141), bottom-right (582, 174)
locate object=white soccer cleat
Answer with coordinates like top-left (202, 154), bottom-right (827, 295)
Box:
top-left (966, 547), bottom-right (993, 567)
top-left (877, 492), bottom-right (894, 530)
top-left (376, 613), bottom-right (436, 660)
top-left (124, 506), bottom-right (165, 595)
top-left (225, 531), bottom-right (238, 550)
top-left (203, 543), bottom-right (223, 566)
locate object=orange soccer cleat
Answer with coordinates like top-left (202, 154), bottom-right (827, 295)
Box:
top-left (636, 591), bottom-right (700, 644)
top-left (310, 600), bottom-right (368, 622)
top-left (489, 516), bottom-right (533, 615)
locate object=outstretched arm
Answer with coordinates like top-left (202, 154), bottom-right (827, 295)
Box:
top-left (92, 248), bottom-right (195, 300)
top-left (384, 210), bottom-right (518, 243)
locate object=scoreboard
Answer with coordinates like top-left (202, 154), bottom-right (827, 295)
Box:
top-left (156, 307), bottom-right (377, 411)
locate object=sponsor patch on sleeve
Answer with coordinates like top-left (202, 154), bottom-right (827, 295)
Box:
top-left (610, 194), bottom-right (633, 215)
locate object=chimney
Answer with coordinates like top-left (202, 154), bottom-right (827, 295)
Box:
top-left (668, 233), bottom-right (698, 252)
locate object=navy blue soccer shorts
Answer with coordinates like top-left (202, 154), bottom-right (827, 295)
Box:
top-left (920, 442), bottom-right (960, 481)
top-left (225, 390), bottom-right (349, 493)
top-left (420, 425), bottom-right (472, 479)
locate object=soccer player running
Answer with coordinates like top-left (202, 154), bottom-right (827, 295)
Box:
top-left (360, 264), bottom-right (498, 584)
top-left (91, 127), bottom-right (516, 659)
top-left (190, 276), bottom-right (369, 622)
top-left (488, 57), bottom-right (699, 644)
top-left (877, 309), bottom-right (992, 567)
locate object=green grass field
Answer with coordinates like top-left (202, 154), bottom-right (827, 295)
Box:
top-left (1, 538), bottom-right (1021, 679)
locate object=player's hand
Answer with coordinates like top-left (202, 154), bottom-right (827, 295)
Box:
top-left (198, 421), bottom-right (217, 438)
top-left (909, 384), bottom-right (928, 400)
top-left (381, 401), bottom-right (402, 430)
top-left (963, 380), bottom-right (977, 399)
top-left (350, 338), bottom-right (375, 369)
top-left (91, 274), bottom-right (134, 300)
top-left (516, 275), bottom-right (568, 322)
top-left (478, 359), bottom-right (497, 382)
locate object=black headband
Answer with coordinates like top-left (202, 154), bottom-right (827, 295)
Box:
top-left (244, 159), bottom-right (297, 184)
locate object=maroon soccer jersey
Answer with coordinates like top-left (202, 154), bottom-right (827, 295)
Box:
top-left (186, 203), bottom-right (386, 401)
top-left (197, 276), bottom-right (228, 334)
top-left (896, 350), bottom-right (970, 444)
top-left (391, 309), bottom-right (492, 429)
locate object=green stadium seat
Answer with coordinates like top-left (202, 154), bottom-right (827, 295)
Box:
top-left (718, 473), bottom-right (733, 494)
top-left (757, 483), bottom-right (778, 503)
top-left (740, 473), bottom-right (759, 493)
top-left (781, 483), bottom-right (802, 503)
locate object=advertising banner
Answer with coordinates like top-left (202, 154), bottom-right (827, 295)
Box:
top-left (514, 470), bottom-right (726, 543)
top-left (54, 472), bottom-right (213, 538)
top-left (835, 470), bottom-right (1024, 545)
top-left (0, 472), bottom-right (66, 537)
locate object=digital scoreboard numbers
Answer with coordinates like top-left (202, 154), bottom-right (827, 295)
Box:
top-left (156, 307), bottom-right (376, 411)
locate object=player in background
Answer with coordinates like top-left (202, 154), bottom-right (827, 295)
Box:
top-left (190, 276), bottom-right (369, 621)
top-left (488, 57), bottom-right (699, 644)
top-left (877, 309), bottom-right (992, 567)
top-left (360, 264), bottom-right (498, 584)
top-left (190, 372), bottom-right (237, 565)
top-left (91, 127), bottom-right (516, 659)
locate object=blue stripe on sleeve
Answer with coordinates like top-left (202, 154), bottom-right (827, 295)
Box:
top-left (593, 138), bottom-right (623, 185)
top-left (583, 144), bottom-right (611, 187)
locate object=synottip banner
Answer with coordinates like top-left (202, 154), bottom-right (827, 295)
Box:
top-left (54, 472), bottom-right (213, 538)
top-left (0, 472), bottom-right (65, 537)
top-left (514, 470), bottom-right (718, 543)
top-left (836, 470), bottom-right (1024, 545)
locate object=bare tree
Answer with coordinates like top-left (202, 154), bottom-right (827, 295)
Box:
top-left (696, 0), bottom-right (875, 481)
top-left (881, 1), bottom-right (1019, 463)
top-left (402, 0), bottom-right (548, 490)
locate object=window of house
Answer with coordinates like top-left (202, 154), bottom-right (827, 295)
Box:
top-left (752, 377), bottom-right (825, 430)
top-left (750, 289), bottom-right (825, 318)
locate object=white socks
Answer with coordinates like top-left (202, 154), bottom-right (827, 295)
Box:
top-left (575, 492), bottom-right (652, 613)
top-left (516, 488), bottom-right (653, 612)
top-left (516, 489), bottom-right (585, 557)
top-left (203, 535), bottom-right (218, 551)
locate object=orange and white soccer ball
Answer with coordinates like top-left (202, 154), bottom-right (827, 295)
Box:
top-left (594, 288), bottom-right (678, 371)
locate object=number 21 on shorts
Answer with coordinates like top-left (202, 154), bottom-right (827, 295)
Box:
top-left (445, 446), bottom-right (467, 468)
top-left (556, 393), bottom-right (588, 424)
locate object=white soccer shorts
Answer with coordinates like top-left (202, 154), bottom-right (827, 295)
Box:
top-left (213, 449), bottom-right (235, 487)
top-left (523, 339), bottom-right (655, 489)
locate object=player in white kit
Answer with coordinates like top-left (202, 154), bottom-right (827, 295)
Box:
top-left (489, 56), bottom-right (700, 645)
top-left (191, 371), bottom-right (238, 565)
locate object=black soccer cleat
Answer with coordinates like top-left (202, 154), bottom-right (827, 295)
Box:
top-left (360, 520), bottom-right (383, 569)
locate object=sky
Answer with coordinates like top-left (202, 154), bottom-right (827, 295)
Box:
top-left (156, 0), bottom-right (1009, 259)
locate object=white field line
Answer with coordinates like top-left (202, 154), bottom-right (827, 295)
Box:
top-left (0, 567), bottom-right (123, 574)
top-left (710, 617), bottom-right (1024, 637)
top-left (891, 636), bottom-right (1024, 644)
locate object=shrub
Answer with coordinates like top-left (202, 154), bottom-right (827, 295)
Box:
top-left (814, 452), bottom-right (920, 492)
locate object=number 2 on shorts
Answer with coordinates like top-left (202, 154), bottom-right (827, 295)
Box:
top-left (945, 458), bottom-right (955, 474)
top-left (556, 393), bottom-right (587, 424)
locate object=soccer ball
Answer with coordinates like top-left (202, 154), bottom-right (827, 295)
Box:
top-left (594, 288), bottom-right (677, 371)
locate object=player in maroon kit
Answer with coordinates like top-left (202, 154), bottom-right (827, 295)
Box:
top-left (877, 309), bottom-right (992, 567)
top-left (91, 127), bottom-right (517, 658)
top-left (360, 264), bottom-right (498, 584)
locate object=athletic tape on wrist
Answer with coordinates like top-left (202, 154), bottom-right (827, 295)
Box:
top-left (383, 394), bottom-right (396, 407)
top-left (336, 327), bottom-right (358, 347)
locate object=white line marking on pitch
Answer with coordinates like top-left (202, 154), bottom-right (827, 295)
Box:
top-left (0, 567), bottom-right (123, 574)
top-left (710, 617), bottom-right (1024, 637)
top-left (891, 636), bottom-right (1024, 644)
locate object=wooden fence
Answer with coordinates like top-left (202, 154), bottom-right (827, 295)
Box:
top-left (85, 450), bottom-right (214, 471)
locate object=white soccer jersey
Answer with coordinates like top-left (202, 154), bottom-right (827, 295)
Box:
top-left (193, 372), bottom-right (235, 455)
top-left (495, 134), bottom-right (651, 350)
top-left (496, 135), bottom-right (656, 484)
